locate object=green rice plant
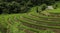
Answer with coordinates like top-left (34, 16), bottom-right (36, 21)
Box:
top-left (0, 14), bottom-right (26, 33)
top-left (22, 25), bottom-right (40, 33)
top-left (22, 14), bottom-right (60, 24)
top-left (21, 22), bottom-right (55, 33)
top-left (20, 17), bottom-right (60, 29)
top-left (31, 13), bottom-right (60, 19)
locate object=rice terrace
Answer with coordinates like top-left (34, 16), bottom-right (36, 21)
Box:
top-left (0, 0), bottom-right (60, 33)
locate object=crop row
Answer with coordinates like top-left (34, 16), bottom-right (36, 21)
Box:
top-left (25, 14), bottom-right (60, 22)
top-left (31, 13), bottom-right (60, 19)
top-left (22, 15), bottom-right (60, 25)
top-left (31, 14), bottom-right (60, 20)
top-left (22, 24), bottom-right (40, 33)
top-left (20, 17), bottom-right (60, 29)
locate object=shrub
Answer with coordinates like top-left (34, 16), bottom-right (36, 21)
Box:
top-left (37, 4), bottom-right (47, 13)
top-left (41, 4), bottom-right (47, 11)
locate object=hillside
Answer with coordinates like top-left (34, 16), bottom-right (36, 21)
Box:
top-left (0, 0), bottom-right (60, 33)
top-left (0, 6), bottom-right (60, 33)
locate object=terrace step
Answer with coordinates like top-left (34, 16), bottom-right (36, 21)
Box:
top-left (22, 17), bottom-right (60, 26)
top-left (24, 14), bottom-right (60, 22)
top-left (22, 21), bottom-right (48, 30)
top-left (30, 13), bottom-right (60, 19)
top-left (21, 14), bottom-right (60, 26)
top-left (20, 17), bottom-right (60, 29)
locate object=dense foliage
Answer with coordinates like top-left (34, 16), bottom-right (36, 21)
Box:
top-left (0, 0), bottom-right (60, 14)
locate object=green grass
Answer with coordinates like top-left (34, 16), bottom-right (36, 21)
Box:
top-left (0, 14), bottom-right (26, 33)
top-left (47, 8), bottom-right (60, 13)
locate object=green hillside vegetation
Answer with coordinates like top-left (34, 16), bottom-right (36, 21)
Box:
top-left (0, 4), bottom-right (60, 33)
top-left (0, 0), bottom-right (60, 33)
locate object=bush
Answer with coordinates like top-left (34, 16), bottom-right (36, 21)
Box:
top-left (0, 1), bottom-right (30, 14)
top-left (41, 4), bottom-right (47, 11)
top-left (40, 4), bottom-right (47, 10)
top-left (0, 1), bottom-right (31, 14)
top-left (37, 4), bottom-right (47, 13)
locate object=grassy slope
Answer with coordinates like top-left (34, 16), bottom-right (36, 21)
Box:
top-left (45, 8), bottom-right (60, 13)
top-left (0, 14), bottom-right (26, 33)
top-left (0, 14), bottom-right (55, 33)
top-left (1, 6), bottom-right (60, 33)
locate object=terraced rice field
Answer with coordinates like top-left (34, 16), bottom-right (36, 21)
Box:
top-left (0, 6), bottom-right (60, 33)
top-left (21, 12), bottom-right (60, 33)
top-left (0, 12), bottom-right (60, 33)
